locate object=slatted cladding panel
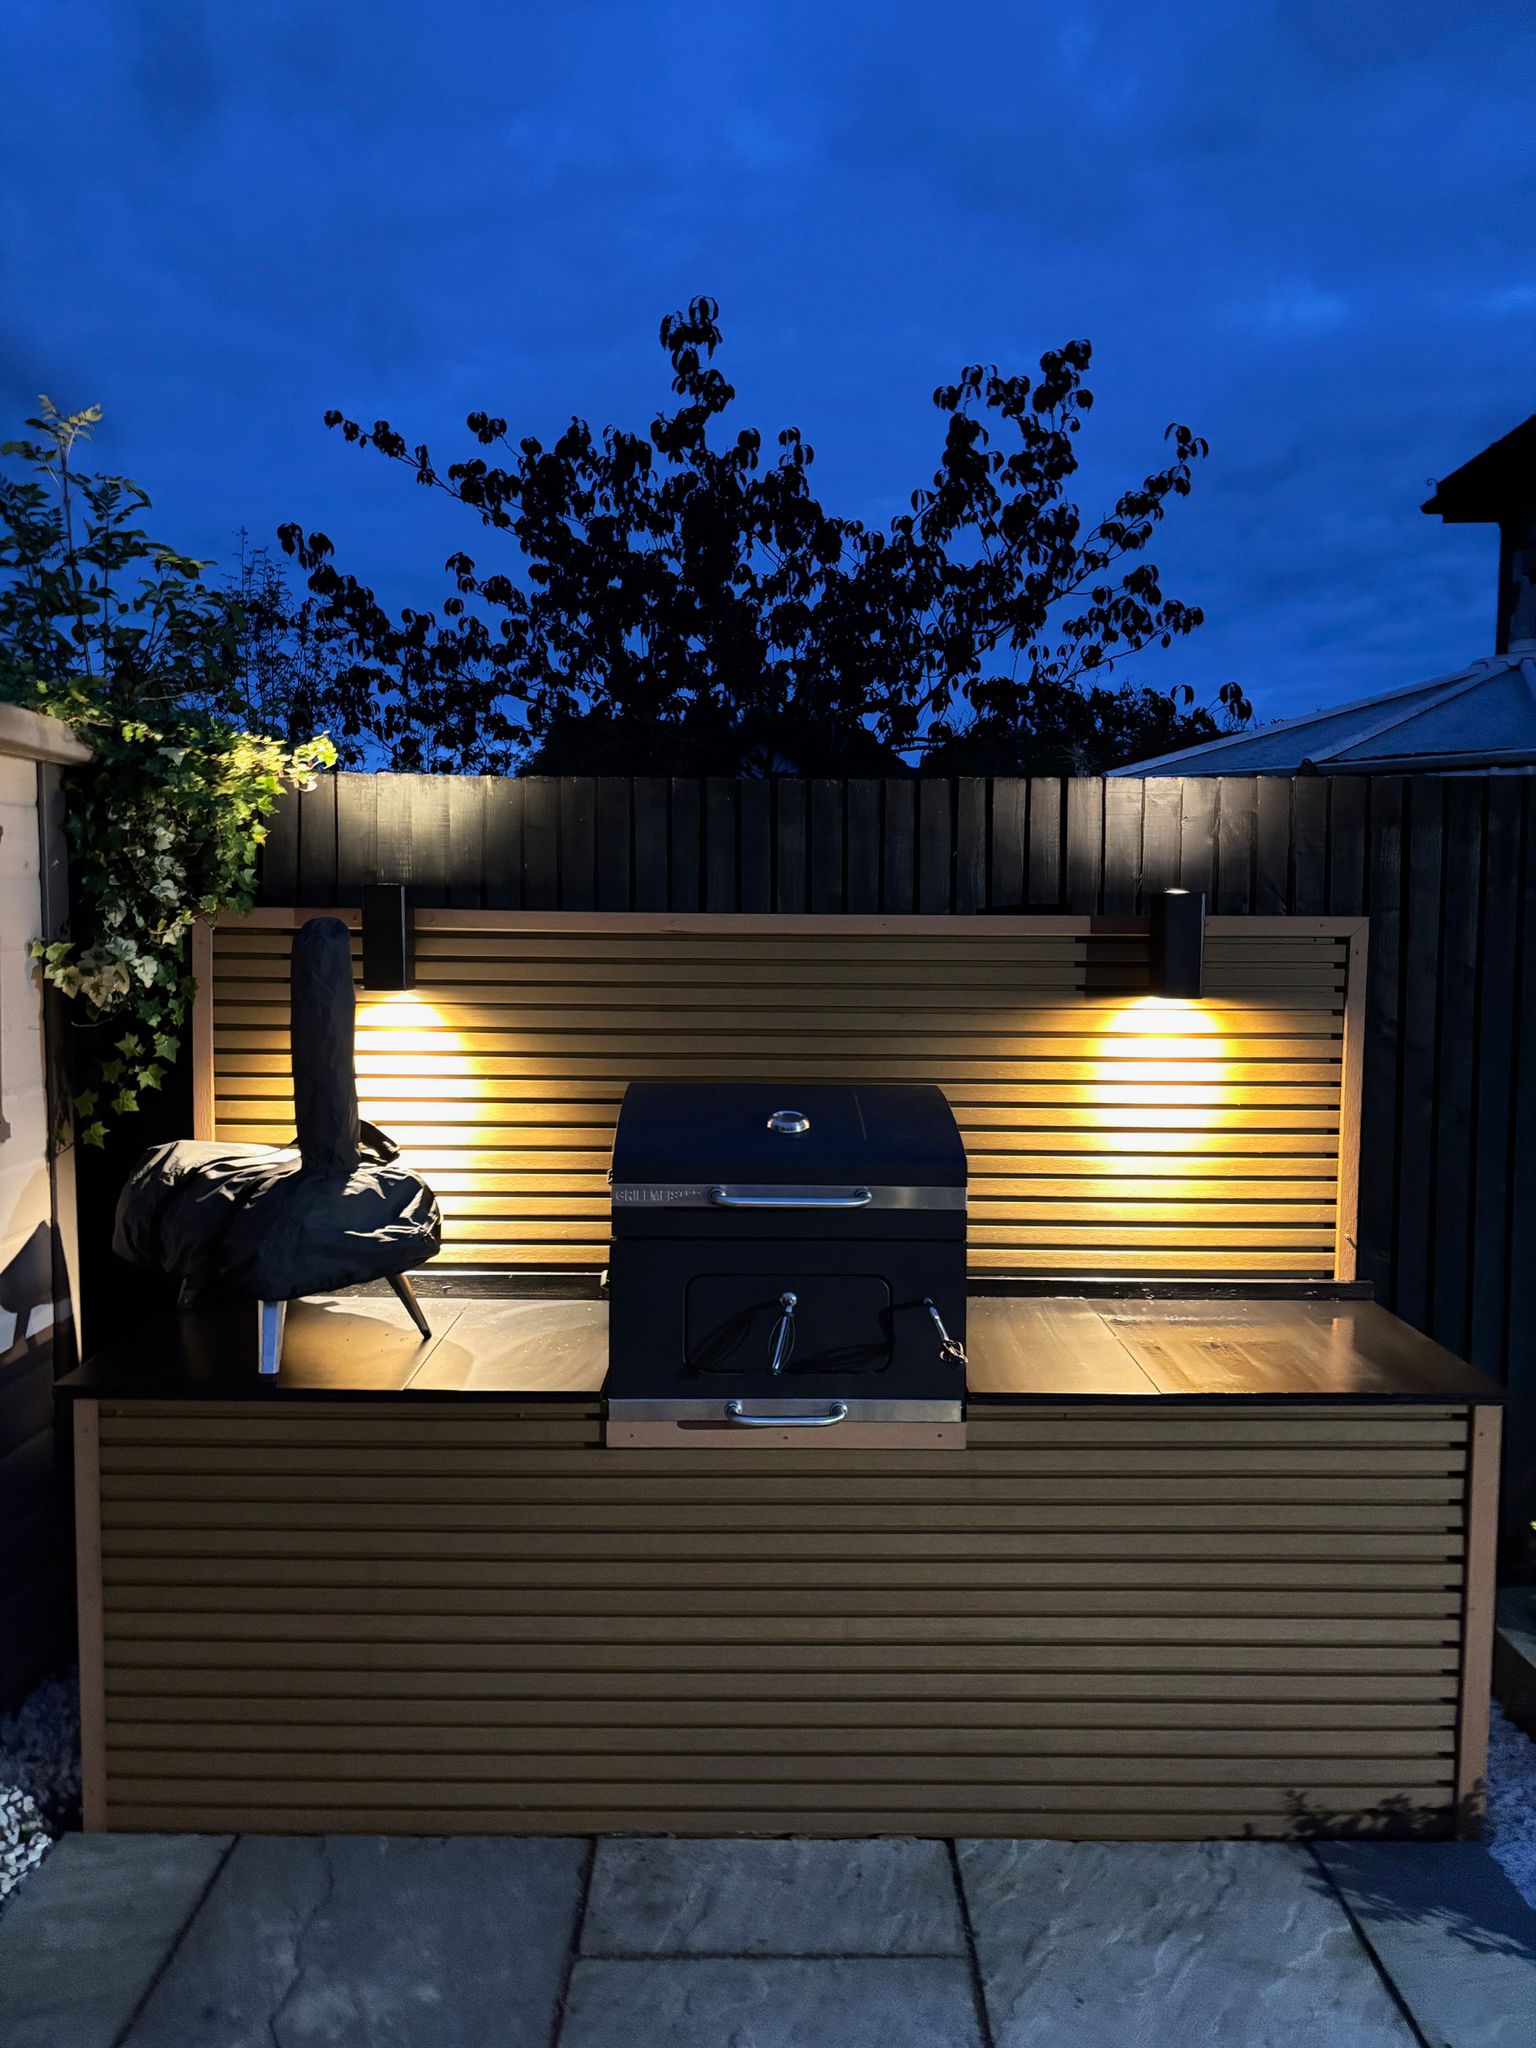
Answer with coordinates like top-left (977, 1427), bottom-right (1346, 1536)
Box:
top-left (206, 913), bottom-right (1356, 1279)
top-left (95, 1400), bottom-right (1467, 1837)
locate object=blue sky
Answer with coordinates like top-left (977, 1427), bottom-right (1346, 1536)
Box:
top-left (3, 0), bottom-right (1534, 725)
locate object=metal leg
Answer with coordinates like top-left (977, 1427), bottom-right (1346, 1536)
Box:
top-left (258, 1299), bottom-right (287, 1377)
top-left (388, 1270), bottom-right (432, 1342)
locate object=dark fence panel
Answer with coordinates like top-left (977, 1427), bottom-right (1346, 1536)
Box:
top-left (266, 770), bottom-right (1536, 1546)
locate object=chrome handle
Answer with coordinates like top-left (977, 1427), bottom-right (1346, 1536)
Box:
top-left (708, 1185), bottom-right (873, 1208)
top-left (769, 1292), bottom-right (797, 1376)
top-left (724, 1400), bottom-right (849, 1428)
top-left (924, 1297), bottom-right (968, 1369)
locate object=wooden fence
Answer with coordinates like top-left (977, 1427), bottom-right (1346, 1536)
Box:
top-left (262, 771), bottom-right (1536, 1543)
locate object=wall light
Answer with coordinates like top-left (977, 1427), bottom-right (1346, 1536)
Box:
top-left (1150, 888), bottom-right (1205, 1000)
top-left (362, 884), bottom-right (414, 992)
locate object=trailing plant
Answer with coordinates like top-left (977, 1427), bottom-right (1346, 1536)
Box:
top-left (0, 399), bottom-right (333, 1142)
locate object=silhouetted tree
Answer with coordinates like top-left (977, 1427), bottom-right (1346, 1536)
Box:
top-left (280, 298), bottom-right (1247, 773)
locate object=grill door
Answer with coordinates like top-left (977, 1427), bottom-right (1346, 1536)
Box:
top-left (684, 1275), bottom-right (893, 1378)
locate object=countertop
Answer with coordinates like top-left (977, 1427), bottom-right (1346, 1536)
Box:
top-left (58, 1292), bottom-right (1505, 1404)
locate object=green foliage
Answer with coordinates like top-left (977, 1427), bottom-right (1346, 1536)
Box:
top-left (0, 399), bottom-right (334, 1142)
top-left (279, 298), bottom-right (1249, 774)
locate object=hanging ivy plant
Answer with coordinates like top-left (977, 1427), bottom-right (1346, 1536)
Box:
top-left (1, 399), bottom-right (333, 1143)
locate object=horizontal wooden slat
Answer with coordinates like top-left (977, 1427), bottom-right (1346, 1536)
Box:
top-left (208, 911), bottom-right (1355, 1277)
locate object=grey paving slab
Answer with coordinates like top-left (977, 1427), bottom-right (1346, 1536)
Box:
top-left (121, 1833), bottom-right (587, 2048)
top-left (1313, 1841), bottom-right (1536, 2048)
top-left (560, 1957), bottom-right (984, 2047)
top-left (957, 1839), bottom-right (1417, 2048)
top-left (582, 1835), bottom-right (965, 1956)
top-left (0, 1833), bottom-right (231, 2048)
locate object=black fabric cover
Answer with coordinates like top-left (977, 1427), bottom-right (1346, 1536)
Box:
top-left (112, 917), bottom-right (440, 1301)
top-left (291, 916), bottom-right (362, 1173)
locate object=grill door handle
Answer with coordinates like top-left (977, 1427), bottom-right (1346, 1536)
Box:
top-left (708, 1185), bottom-right (873, 1208)
top-left (724, 1400), bottom-right (849, 1428)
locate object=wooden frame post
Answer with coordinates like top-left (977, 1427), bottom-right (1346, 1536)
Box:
top-left (1455, 1402), bottom-right (1502, 1835)
top-left (73, 1399), bottom-right (106, 1831)
top-left (1333, 920), bottom-right (1368, 1282)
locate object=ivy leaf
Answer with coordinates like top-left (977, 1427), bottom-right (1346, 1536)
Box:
top-left (111, 1088), bottom-right (138, 1116)
top-left (80, 1121), bottom-right (108, 1148)
top-left (153, 1033), bottom-right (179, 1061)
top-left (72, 1089), bottom-right (98, 1116)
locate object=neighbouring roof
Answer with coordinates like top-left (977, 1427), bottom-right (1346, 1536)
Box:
top-left (1422, 413), bottom-right (1536, 521)
top-left (1107, 649), bottom-right (1536, 777)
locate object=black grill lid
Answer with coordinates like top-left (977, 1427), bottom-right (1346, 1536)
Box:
top-left (611, 1082), bottom-right (966, 1191)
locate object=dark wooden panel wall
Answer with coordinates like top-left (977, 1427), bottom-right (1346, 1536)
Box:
top-left (262, 772), bottom-right (1536, 1545)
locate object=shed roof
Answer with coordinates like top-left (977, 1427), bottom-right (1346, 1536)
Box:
top-left (1107, 650), bottom-right (1536, 777)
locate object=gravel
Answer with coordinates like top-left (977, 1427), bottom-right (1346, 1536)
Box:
top-left (1486, 1701), bottom-right (1536, 1910)
top-left (0, 1670), bottom-right (81, 1915)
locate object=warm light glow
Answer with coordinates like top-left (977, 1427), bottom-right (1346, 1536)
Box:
top-left (353, 988), bottom-right (486, 1136)
top-left (1088, 995), bottom-right (1231, 1138)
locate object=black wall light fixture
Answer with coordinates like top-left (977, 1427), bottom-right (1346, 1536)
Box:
top-left (361, 884), bottom-right (414, 991)
top-left (1150, 888), bottom-right (1206, 999)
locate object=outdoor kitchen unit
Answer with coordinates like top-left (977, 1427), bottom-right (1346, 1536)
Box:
top-left (605, 1081), bottom-right (969, 1447)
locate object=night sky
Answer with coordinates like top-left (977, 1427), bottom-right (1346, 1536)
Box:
top-left (4, 1), bottom-right (1534, 728)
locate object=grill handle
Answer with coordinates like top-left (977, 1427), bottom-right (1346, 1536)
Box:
top-left (724, 1400), bottom-right (849, 1429)
top-left (708, 1185), bottom-right (873, 1208)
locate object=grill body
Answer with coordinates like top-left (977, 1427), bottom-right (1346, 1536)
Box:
top-left (605, 1083), bottom-right (968, 1446)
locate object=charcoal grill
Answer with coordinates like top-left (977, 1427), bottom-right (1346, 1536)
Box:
top-left (605, 1082), bottom-right (968, 1447)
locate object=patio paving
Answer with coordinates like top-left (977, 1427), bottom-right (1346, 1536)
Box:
top-left (1, 1831), bottom-right (1532, 2047)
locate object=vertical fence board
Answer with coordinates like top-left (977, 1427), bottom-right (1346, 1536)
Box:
top-left (1026, 779), bottom-right (1062, 908)
top-left (1253, 779), bottom-right (1290, 914)
top-left (1469, 778), bottom-right (1521, 1375)
top-left (558, 779), bottom-right (596, 911)
top-left (704, 780), bottom-right (738, 914)
top-left (484, 778), bottom-right (524, 910)
top-left (775, 781), bottom-right (808, 913)
top-left (1431, 781), bottom-right (1482, 1354)
top-left (1177, 781), bottom-right (1217, 903)
top-left (845, 781), bottom-right (881, 913)
top-left (1328, 779), bottom-right (1368, 915)
top-left (296, 777), bottom-right (338, 908)
top-left (1215, 779), bottom-right (1256, 913)
top-left (263, 780), bottom-right (301, 900)
top-left (881, 782), bottom-right (916, 913)
top-left (1139, 780), bottom-right (1181, 898)
top-left (918, 780), bottom-right (952, 913)
top-left (446, 778), bottom-right (488, 909)
top-left (810, 780), bottom-right (845, 913)
top-left (632, 780), bottom-right (669, 913)
top-left (521, 780), bottom-right (559, 910)
top-left (594, 780), bottom-right (631, 911)
top-left (1064, 779), bottom-right (1103, 913)
top-left (335, 775), bottom-right (378, 900)
top-left (989, 778), bottom-right (1026, 910)
top-left (1395, 780), bottom-right (1444, 1331)
top-left (1100, 781), bottom-right (1143, 913)
top-left (1356, 778), bottom-right (1404, 1298)
top-left (954, 780), bottom-right (987, 915)
top-left (669, 780), bottom-right (702, 912)
top-left (1291, 780), bottom-right (1328, 910)
top-left (738, 781), bottom-right (772, 912)
top-left (1506, 784), bottom-right (1536, 1540)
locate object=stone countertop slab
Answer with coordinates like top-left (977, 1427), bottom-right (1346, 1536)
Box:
top-left (0, 1833), bottom-right (231, 2048)
top-left (957, 1838), bottom-right (1417, 2048)
top-left (559, 1957), bottom-right (983, 2048)
top-left (581, 1836), bottom-right (967, 1957)
top-left (1311, 1841), bottom-right (1536, 2048)
top-left (120, 1834), bottom-right (586, 2048)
